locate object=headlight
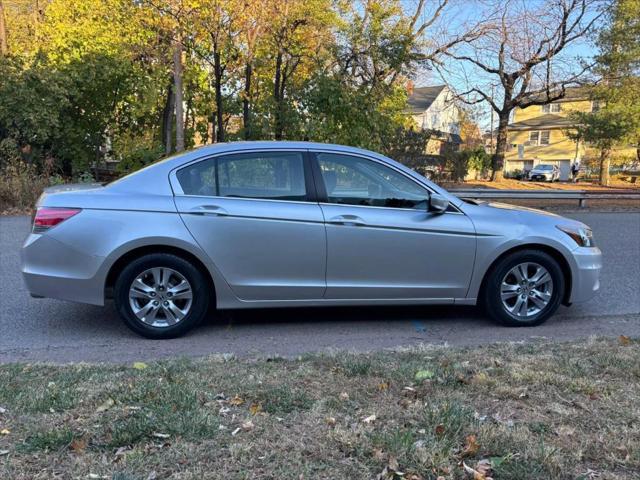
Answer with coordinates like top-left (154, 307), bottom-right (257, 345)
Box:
top-left (557, 225), bottom-right (595, 247)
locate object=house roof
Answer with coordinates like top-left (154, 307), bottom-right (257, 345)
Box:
top-left (508, 113), bottom-right (577, 131)
top-left (521, 86), bottom-right (589, 104)
top-left (406, 85), bottom-right (446, 113)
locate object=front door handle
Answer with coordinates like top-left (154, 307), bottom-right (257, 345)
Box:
top-left (327, 214), bottom-right (366, 226)
top-left (189, 205), bottom-right (228, 216)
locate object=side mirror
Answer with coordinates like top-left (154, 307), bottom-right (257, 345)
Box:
top-left (428, 193), bottom-right (449, 214)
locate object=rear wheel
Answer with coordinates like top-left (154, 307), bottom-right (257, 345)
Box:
top-left (482, 250), bottom-right (565, 327)
top-left (114, 253), bottom-right (209, 338)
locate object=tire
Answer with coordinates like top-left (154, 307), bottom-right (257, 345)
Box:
top-left (114, 253), bottom-right (210, 339)
top-left (481, 249), bottom-right (565, 327)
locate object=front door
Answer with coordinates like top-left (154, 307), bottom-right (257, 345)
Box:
top-left (312, 152), bottom-right (476, 300)
top-left (173, 150), bottom-right (326, 301)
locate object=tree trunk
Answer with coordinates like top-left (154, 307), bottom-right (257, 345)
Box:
top-left (0, 0), bottom-right (8, 56)
top-left (161, 80), bottom-right (174, 156)
top-left (599, 147), bottom-right (611, 186)
top-left (213, 48), bottom-right (225, 143)
top-left (273, 52), bottom-right (283, 140)
top-left (173, 34), bottom-right (185, 152)
top-left (243, 62), bottom-right (252, 140)
top-left (491, 114), bottom-right (509, 181)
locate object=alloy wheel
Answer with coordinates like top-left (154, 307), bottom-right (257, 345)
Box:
top-left (500, 262), bottom-right (554, 319)
top-left (128, 267), bottom-right (193, 327)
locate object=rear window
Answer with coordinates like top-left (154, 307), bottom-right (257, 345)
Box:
top-left (176, 151), bottom-right (307, 201)
top-left (537, 165), bottom-right (554, 170)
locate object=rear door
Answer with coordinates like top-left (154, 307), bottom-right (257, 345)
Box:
top-left (173, 150), bottom-right (326, 301)
top-left (311, 151), bottom-right (476, 300)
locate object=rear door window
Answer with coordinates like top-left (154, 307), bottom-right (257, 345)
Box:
top-left (176, 151), bottom-right (307, 201)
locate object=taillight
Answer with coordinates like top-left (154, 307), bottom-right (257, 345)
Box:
top-left (32, 207), bottom-right (81, 233)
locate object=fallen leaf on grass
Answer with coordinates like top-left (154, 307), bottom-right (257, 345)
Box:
top-left (70, 438), bottom-right (87, 453)
top-left (339, 392), bottom-right (349, 401)
top-left (326, 417), bottom-right (336, 426)
top-left (462, 434), bottom-right (480, 457)
top-left (435, 424), bottom-right (445, 436)
top-left (229, 395), bottom-right (244, 406)
top-left (362, 414), bottom-right (377, 424)
top-left (249, 403), bottom-right (262, 415)
top-left (0, 429), bottom-right (10, 435)
top-left (241, 420), bottom-right (254, 431)
top-left (377, 381), bottom-right (390, 391)
top-left (96, 398), bottom-right (115, 413)
top-left (462, 460), bottom-right (493, 480)
top-left (152, 432), bottom-right (170, 439)
top-left (132, 362), bottom-right (148, 370)
top-left (619, 335), bottom-right (631, 346)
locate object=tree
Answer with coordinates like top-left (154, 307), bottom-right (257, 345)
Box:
top-left (568, 0), bottom-right (640, 186)
top-left (446, 0), bottom-right (602, 180)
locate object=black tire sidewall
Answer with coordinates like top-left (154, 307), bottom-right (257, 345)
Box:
top-left (114, 253), bottom-right (209, 339)
top-left (483, 250), bottom-right (565, 327)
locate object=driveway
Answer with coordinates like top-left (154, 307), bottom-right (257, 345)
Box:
top-left (0, 212), bottom-right (638, 363)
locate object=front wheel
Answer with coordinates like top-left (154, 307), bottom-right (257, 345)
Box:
top-left (114, 253), bottom-right (210, 338)
top-left (481, 250), bottom-right (565, 327)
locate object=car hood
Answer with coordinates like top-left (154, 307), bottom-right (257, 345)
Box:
top-left (479, 201), bottom-right (587, 229)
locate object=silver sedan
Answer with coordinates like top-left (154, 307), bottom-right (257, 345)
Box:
top-left (21, 142), bottom-right (602, 338)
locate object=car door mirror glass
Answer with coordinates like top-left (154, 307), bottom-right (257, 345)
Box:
top-left (428, 193), bottom-right (449, 213)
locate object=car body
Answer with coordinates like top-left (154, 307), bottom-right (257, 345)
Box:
top-left (528, 164), bottom-right (560, 182)
top-left (21, 142), bottom-right (602, 338)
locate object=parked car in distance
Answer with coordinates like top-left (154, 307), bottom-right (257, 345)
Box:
top-left (21, 142), bottom-right (602, 338)
top-left (528, 164), bottom-right (560, 182)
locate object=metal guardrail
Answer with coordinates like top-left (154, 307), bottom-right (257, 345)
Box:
top-left (448, 189), bottom-right (640, 208)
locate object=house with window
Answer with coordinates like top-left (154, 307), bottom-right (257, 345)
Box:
top-left (504, 87), bottom-right (634, 180)
top-left (406, 84), bottom-right (462, 156)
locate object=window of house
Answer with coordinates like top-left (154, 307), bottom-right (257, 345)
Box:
top-left (539, 131), bottom-right (550, 145)
top-left (541, 104), bottom-right (561, 113)
top-left (528, 131), bottom-right (550, 146)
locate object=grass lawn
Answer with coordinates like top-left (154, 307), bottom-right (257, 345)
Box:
top-left (0, 338), bottom-right (638, 480)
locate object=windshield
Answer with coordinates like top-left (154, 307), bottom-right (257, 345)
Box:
top-left (535, 165), bottom-right (554, 171)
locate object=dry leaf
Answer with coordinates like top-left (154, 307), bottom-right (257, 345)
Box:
top-left (132, 362), bottom-right (148, 370)
top-left (339, 392), bottom-right (349, 401)
top-left (249, 403), bottom-right (262, 415)
top-left (229, 395), bottom-right (244, 406)
top-left (372, 448), bottom-right (386, 461)
top-left (326, 417), bottom-right (336, 426)
top-left (619, 335), bottom-right (631, 346)
top-left (377, 381), bottom-right (390, 391)
top-left (70, 438), bottom-right (87, 453)
top-left (362, 414), bottom-right (377, 424)
top-left (241, 420), bottom-right (254, 431)
top-left (435, 424), bottom-right (445, 436)
top-left (462, 434), bottom-right (480, 457)
top-left (462, 461), bottom-right (493, 480)
top-left (96, 398), bottom-right (114, 413)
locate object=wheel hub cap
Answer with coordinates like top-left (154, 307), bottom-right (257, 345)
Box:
top-left (128, 267), bottom-right (193, 328)
top-left (500, 262), bottom-right (553, 319)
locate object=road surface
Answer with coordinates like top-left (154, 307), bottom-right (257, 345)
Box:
top-left (0, 212), bottom-right (638, 363)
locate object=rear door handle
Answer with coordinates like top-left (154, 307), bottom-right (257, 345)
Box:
top-left (189, 205), bottom-right (228, 216)
top-left (327, 214), bottom-right (366, 226)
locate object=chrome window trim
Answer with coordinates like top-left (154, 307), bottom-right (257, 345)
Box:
top-left (169, 146), bottom-right (463, 214)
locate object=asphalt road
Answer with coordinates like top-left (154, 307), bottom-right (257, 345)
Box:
top-left (1, 212), bottom-right (639, 364)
